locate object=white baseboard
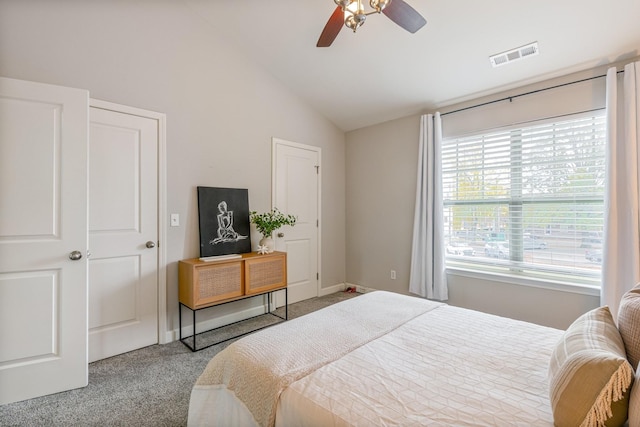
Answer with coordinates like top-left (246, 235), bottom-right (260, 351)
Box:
top-left (319, 282), bottom-right (349, 296)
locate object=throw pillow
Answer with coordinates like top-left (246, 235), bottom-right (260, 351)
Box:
top-left (618, 282), bottom-right (640, 370)
top-left (549, 306), bottom-right (634, 427)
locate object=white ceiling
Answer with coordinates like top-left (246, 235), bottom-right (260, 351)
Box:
top-left (185, 0), bottom-right (640, 132)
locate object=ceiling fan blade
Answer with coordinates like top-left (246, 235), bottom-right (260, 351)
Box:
top-left (382, 0), bottom-right (426, 33)
top-left (317, 6), bottom-right (344, 47)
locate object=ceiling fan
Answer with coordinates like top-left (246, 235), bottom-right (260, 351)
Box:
top-left (317, 0), bottom-right (427, 47)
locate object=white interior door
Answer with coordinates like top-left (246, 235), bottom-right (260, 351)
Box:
top-left (273, 138), bottom-right (320, 303)
top-left (0, 77), bottom-right (89, 404)
top-left (88, 103), bottom-right (158, 362)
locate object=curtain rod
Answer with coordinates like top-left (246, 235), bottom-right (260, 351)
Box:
top-left (440, 69), bottom-right (624, 117)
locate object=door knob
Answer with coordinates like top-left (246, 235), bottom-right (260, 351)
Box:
top-left (277, 232), bottom-right (285, 238)
top-left (146, 241), bottom-right (156, 249)
top-left (69, 250), bottom-right (82, 261)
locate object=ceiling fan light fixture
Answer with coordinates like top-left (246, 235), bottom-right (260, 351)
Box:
top-left (345, 14), bottom-right (366, 32)
top-left (344, 0), bottom-right (366, 32)
top-left (370, 0), bottom-right (392, 13)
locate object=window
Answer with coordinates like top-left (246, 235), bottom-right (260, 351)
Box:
top-left (442, 111), bottom-right (606, 286)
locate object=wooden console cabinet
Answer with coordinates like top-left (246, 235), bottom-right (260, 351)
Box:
top-left (178, 251), bottom-right (287, 351)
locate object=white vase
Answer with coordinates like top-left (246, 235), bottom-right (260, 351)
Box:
top-left (259, 236), bottom-right (275, 253)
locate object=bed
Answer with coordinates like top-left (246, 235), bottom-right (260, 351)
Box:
top-left (187, 290), bottom-right (640, 427)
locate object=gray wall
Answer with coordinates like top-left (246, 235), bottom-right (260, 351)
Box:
top-left (344, 64), bottom-right (635, 329)
top-left (0, 0), bottom-right (346, 334)
top-left (346, 114), bottom-right (421, 295)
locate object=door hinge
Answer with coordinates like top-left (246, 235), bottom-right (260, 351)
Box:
top-left (316, 219), bottom-right (319, 227)
top-left (317, 272), bottom-right (319, 280)
top-left (315, 165), bottom-right (319, 174)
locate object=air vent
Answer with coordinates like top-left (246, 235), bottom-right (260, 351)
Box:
top-left (489, 42), bottom-right (539, 68)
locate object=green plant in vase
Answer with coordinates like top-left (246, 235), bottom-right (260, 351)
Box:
top-left (249, 208), bottom-right (297, 253)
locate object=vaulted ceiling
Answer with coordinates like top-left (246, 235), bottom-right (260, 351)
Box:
top-left (186, 0), bottom-right (640, 131)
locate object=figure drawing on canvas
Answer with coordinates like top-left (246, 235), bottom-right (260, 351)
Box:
top-left (197, 187), bottom-right (251, 257)
top-left (211, 201), bottom-right (248, 244)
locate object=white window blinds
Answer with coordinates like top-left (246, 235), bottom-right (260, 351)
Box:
top-left (442, 111), bottom-right (606, 285)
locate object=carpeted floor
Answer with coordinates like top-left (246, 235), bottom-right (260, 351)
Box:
top-left (0, 291), bottom-right (360, 427)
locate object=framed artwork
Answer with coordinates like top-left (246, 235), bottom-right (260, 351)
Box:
top-left (197, 186), bottom-right (251, 257)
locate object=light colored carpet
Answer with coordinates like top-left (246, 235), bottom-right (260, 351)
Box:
top-left (0, 291), bottom-right (360, 427)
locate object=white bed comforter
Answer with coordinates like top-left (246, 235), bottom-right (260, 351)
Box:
top-left (277, 304), bottom-right (562, 426)
top-left (188, 291), bottom-right (562, 427)
top-left (189, 291), bottom-right (442, 427)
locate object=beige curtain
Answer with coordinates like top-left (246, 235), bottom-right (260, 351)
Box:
top-left (409, 113), bottom-right (447, 300)
top-left (602, 61), bottom-right (640, 318)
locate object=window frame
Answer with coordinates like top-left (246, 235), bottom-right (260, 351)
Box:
top-left (441, 110), bottom-right (606, 293)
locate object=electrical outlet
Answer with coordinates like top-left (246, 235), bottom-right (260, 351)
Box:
top-left (390, 270), bottom-right (396, 280)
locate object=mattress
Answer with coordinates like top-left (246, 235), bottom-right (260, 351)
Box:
top-left (188, 291), bottom-right (562, 426)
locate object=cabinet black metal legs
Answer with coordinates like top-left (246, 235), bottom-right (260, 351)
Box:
top-left (179, 288), bottom-right (288, 352)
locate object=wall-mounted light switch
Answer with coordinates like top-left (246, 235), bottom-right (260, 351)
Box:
top-left (170, 213), bottom-right (180, 227)
top-left (391, 270), bottom-right (396, 280)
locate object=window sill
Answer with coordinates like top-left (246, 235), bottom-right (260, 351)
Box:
top-left (445, 265), bottom-right (601, 297)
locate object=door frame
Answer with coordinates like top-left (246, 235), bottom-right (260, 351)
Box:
top-left (271, 137), bottom-right (321, 297)
top-left (89, 99), bottom-right (168, 345)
